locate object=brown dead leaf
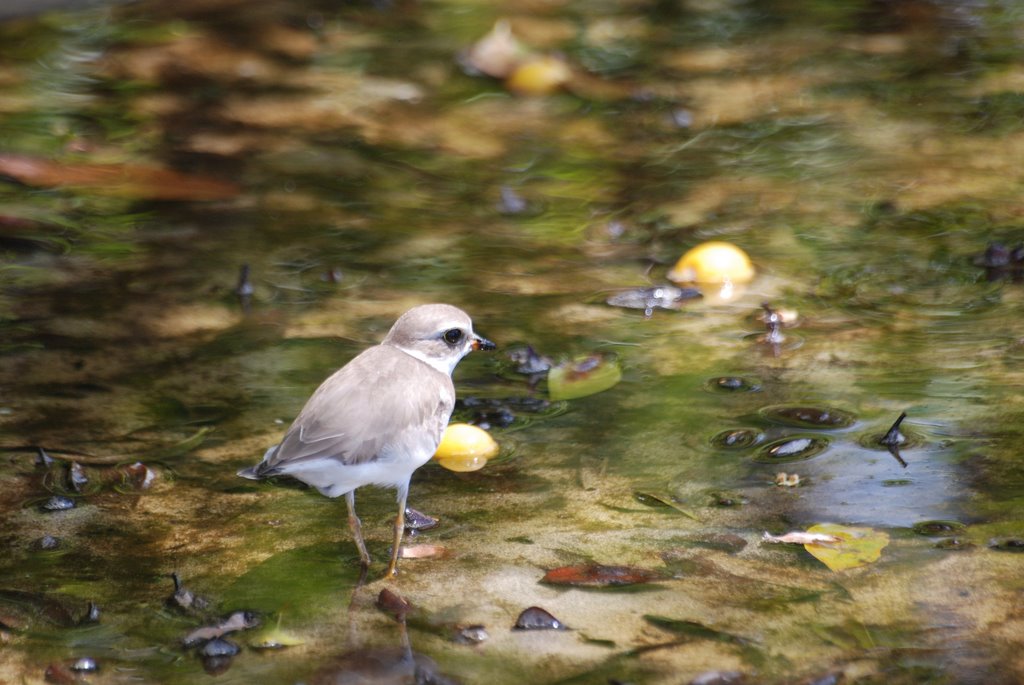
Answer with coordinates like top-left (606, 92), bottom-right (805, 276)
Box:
top-left (0, 154), bottom-right (239, 200)
top-left (540, 563), bottom-right (663, 587)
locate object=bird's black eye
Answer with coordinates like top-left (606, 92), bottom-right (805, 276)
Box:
top-left (443, 328), bottom-right (464, 345)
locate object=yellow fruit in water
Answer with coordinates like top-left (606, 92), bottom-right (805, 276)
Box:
top-left (506, 56), bottom-right (571, 95)
top-left (438, 454), bottom-right (489, 473)
top-left (667, 241), bottom-right (755, 284)
top-left (434, 422), bottom-right (499, 471)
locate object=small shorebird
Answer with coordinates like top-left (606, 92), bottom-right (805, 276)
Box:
top-left (238, 304), bottom-right (495, 576)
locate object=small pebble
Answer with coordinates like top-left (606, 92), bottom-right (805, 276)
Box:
top-left (513, 606), bottom-right (566, 631)
top-left (43, 662), bottom-right (76, 685)
top-left (41, 496), bottom-right (75, 512)
top-left (690, 671), bottom-right (746, 685)
top-left (199, 637), bottom-right (240, 658)
top-left (376, 588), bottom-right (411, 619)
top-left (404, 507), bottom-right (439, 532)
top-left (69, 657), bottom-right (98, 672)
top-left (67, 462), bottom-right (88, 493)
top-left (37, 535), bottom-right (61, 550)
top-left (989, 537), bottom-right (1024, 552)
top-left (453, 624), bottom-right (489, 645)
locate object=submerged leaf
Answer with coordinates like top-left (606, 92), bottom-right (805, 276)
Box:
top-left (151, 427), bottom-right (214, 459)
top-left (547, 355), bottom-right (621, 401)
top-left (249, 619), bottom-right (305, 649)
top-left (643, 615), bottom-right (749, 644)
top-left (804, 524), bottom-right (890, 571)
top-left (540, 564), bottom-right (662, 587)
top-left (633, 491), bottom-right (700, 520)
top-left (0, 154), bottom-right (239, 200)
top-left (183, 611), bottom-right (259, 647)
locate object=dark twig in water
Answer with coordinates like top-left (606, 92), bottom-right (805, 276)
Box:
top-left (879, 411), bottom-right (908, 468)
top-left (235, 264), bottom-right (254, 312)
top-left (761, 302), bottom-right (785, 345)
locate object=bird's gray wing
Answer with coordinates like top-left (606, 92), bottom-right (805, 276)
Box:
top-left (255, 345), bottom-right (455, 475)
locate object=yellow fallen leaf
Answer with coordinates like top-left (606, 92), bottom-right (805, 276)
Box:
top-left (804, 523), bottom-right (889, 572)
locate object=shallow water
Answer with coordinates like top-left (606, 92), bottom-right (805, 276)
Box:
top-left (2, 0), bottom-right (1024, 683)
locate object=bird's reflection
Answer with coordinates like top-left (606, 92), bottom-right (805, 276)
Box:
top-left (309, 585), bottom-right (460, 685)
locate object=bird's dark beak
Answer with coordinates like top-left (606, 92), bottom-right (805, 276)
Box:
top-left (472, 334), bottom-right (497, 352)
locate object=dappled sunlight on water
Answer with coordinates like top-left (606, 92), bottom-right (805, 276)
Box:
top-left (3, 0), bottom-right (1024, 683)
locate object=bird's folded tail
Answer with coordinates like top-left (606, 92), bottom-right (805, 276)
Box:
top-left (237, 445), bottom-right (280, 480)
top-left (237, 465), bottom-right (261, 480)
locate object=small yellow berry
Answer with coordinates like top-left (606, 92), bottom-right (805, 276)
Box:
top-left (667, 241), bottom-right (755, 285)
top-left (506, 56), bottom-right (571, 95)
top-left (434, 423), bottom-right (498, 473)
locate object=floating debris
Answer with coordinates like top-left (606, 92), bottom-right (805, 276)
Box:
top-left (879, 411), bottom-right (909, 468)
top-left (606, 285), bottom-right (702, 317)
top-left (513, 606), bottom-right (567, 631)
top-left (183, 611), bottom-right (259, 648)
top-left (935, 538), bottom-right (974, 551)
top-left (762, 531), bottom-right (841, 546)
top-left (774, 472), bottom-right (801, 487)
top-left (167, 573), bottom-right (210, 613)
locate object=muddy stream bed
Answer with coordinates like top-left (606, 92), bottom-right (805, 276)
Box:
top-left (1, 1), bottom-right (1024, 683)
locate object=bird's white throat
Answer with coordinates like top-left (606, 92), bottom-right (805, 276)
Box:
top-left (396, 344), bottom-right (464, 376)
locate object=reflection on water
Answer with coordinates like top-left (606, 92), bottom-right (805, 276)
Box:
top-left (2, 0), bottom-right (1024, 683)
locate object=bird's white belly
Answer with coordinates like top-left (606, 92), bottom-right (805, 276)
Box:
top-left (276, 452), bottom-right (434, 499)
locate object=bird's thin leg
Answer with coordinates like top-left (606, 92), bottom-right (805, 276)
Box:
top-left (346, 490), bottom-right (371, 568)
top-left (386, 486), bottom-right (410, 577)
